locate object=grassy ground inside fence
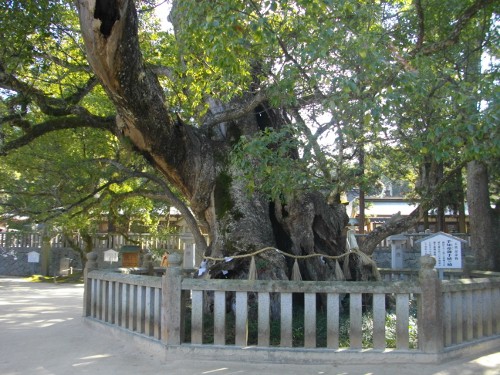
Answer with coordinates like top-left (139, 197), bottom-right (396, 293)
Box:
top-left (25, 271), bottom-right (83, 284)
top-left (183, 297), bottom-right (419, 349)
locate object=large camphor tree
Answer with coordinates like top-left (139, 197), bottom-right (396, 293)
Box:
top-left (1, 0), bottom-right (498, 277)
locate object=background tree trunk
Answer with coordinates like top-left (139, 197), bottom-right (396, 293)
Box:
top-left (493, 204), bottom-right (500, 270)
top-left (462, 8), bottom-right (496, 271)
top-left (466, 161), bottom-right (495, 270)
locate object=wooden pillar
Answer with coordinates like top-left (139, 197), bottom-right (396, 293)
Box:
top-left (83, 251), bottom-right (98, 317)
top-left (162, 252), bottom-right (182, 345)
top-left (462, 255), bottom-right (475, 278)
top-left (142, 253), bottom-right (154, 275)
top-left (418, 255), bottom-right (444, 353)
top-left (40, 235), bottom-right (51, 276)
top-left (183, 241), bottom-right (195, 269)
top-left (359, 188), bottom-right (365, 234)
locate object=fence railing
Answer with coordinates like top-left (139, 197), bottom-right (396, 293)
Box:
top-left (0, 231), bottom-right (182, 250)
top-left (441, 277), bottom-right (500, 347)
top-left (83, 252), bottom-right (500, 363)
top-left (2, 231), bottom-right (470, 252)
top-left (179, 278), bottom-right (420, 350)
top-left (378, 268), bottom-right (468, 281)
top-left (0, 232), bottom-right (43, 248)
top-left (356, 232), bottom-right (471, 251)
top-left (84, 252), bottom-right (163, 340)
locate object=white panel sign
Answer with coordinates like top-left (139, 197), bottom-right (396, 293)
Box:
top-left (420, 233), bottom-right (462, 269)
top-left (27, 251), bottom-right (40, 263)
top-left (104, 249), bottom-right (119, 263)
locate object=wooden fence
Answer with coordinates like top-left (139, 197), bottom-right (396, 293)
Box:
top-left (85, 271), bottom-right (163, 340)
top-left (83, 253), bottom-right (500, 363)
top-left (1, 231), bottom-right (470, 252)
top-left (0, 231), bottom-right (182, 250)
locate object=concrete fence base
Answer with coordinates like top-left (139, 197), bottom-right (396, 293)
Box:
top-left (84, 317), bottom-right (500, 364)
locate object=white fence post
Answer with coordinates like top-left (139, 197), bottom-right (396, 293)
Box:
top-left (418, 255), bottom-right (444, 353)
top-left (83, 251), bottom-right (98, 317)
top-left (162, 252), bottom-right (182, 345)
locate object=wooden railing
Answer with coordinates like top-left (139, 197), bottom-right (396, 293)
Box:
top-left (0, 231), bottom-right (470, 253)
top-left (0, 231), bottom-right (182, 250)
top-left (180, 278), bottom-right (419, 350)
top-left (378, 268), bottom-right (467, 281)
top-left (83, 253), bottom-right (500, 363)
top-left (441, 277), bottom-right (500, 347)
top-left (85, 273), bottom-right (163, 340)
top-left (0, 232), bottom-right (43, 248)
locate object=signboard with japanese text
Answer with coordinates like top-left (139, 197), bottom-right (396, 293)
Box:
top-left (104, 249), bottom-right (119, 263)
top-left (27, 251), bottom-right (40, 263)
top-left (418, 232), bottom-right (465, 269)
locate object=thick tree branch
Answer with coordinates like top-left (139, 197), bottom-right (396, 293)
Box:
top-left (95, 158), bottom-right (209, 254)
top-left (414, 0), bottom-right (425, 50)
top-left (77, 0), bottom-right (216, 215)
top-left (149, 64), bottom-right (176, 81)
top-left (201, 90), bottom-right (267, 129)
top-left (0, 65), bottom-right (98, 116)
top-left (1, 113), bottom-right (26, 126)
top-left (411, 0), bottom-right (495, 56)
top-left (65, 76), bottom-right (100, 105)
top-left (0, 114), bottom-right (115, 155)
top-left (360, 163), bottom-right (466, 255)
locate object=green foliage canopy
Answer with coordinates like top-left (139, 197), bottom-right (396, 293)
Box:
top-left (0, 0), bottom-right (498, 235)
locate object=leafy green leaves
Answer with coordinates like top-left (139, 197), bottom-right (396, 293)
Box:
top-left (231, 126), bottom-right (310, 201)
top-left (1, 0), bottom-right (498, 234)
top-left (0, 124), bottom-right (173, 235)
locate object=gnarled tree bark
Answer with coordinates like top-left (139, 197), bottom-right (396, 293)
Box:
top-left (75, 0), bottom-right (351, 281)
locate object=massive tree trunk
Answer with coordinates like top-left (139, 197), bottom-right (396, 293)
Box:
top-left (76, 0), bottom-right (349, 281)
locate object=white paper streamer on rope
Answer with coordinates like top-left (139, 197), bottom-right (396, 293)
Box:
top-left (198, 260), bottom-right (207, 276)
top-left (200, 243), bottom-right (380, 280)
top-left (248, 256), bottom-right (257, 280)
top-left (346, 229), bottom-right (359, 251)
top-left (291, 259), bottom-right (302, 281)
top-left (335, 260), bottom-right (345, 281)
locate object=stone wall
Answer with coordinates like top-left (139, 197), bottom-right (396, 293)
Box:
top-left (0, 247), bottom-right (83, 277)
top-left (372, 247), bottom-right (472, 269)
top-left (0, 245), bottom-right (150, 276)
top-left (0, 232), bottom-right (472, 276)
top-left (372, 249), bottom-right (422, 269)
